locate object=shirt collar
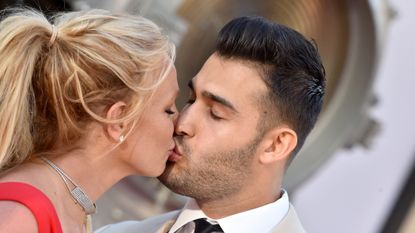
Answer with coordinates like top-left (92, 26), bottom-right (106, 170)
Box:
top-left (169, 190), bottom-right (290, 233)
top-left (169, 199), bottom-right (207, 233)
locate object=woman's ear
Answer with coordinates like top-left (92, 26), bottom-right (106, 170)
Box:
top-left (259, 126), bottom-right (298, 164)
top-left (106, 101), bottom-right (127, 143)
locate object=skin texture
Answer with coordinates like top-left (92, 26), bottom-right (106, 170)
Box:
top-left (0, 201), bottom-right (37, 233)
top-left (159, 54), bottom-right (297, 218)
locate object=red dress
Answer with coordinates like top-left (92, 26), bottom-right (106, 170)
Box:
top-left (0, 182), bottom-right (63, 233)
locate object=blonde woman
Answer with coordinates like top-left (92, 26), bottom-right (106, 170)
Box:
top-left (0, 8), bottom-right (178, 233)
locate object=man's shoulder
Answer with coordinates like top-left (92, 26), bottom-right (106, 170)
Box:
top-left (94, 210), bottom-right (180, 233)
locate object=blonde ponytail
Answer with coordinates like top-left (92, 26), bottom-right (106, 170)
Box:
top-left (0, 9), bottom-right (54, 170)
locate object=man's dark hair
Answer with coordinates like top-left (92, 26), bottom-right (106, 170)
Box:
top-left (216, 16), bottom-right (326, 155)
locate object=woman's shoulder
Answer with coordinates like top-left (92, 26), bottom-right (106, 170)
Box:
top-left (0, 200), bottom-right (38, 233)
top-left (0, 182), bottom-right (63, 233)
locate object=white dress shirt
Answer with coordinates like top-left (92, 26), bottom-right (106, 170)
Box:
top-left (168, 190), bottom-right (289, 233)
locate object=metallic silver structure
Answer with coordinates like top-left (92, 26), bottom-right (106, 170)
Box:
top-left (66, 0), bottom-right (392, 228)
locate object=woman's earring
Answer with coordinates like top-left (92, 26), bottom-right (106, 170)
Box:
top-left (119, 135), bottom-right (125, 143)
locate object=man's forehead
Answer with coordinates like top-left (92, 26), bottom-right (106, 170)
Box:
top-left (189, 59), bottom-right (267, 114)
top-left (192, 54), bottom-right (268, 96)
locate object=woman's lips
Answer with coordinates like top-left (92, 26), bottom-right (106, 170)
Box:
top-left (168, 147), bottom-right (183, 162)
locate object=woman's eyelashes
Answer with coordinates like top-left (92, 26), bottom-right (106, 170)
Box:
top-left (165, 105), bottom-right (177, 115)
top-left (165, 109), bottom-right (175, 115)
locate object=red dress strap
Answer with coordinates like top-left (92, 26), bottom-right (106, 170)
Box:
top-left (0, 182), bottom-right (63, 233)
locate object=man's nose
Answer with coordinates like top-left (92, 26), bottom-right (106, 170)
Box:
top-left (175, 105), bottom-right (195, 137)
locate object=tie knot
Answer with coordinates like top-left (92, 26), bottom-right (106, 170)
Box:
top-left (193, 218), bottom-right (223, 233)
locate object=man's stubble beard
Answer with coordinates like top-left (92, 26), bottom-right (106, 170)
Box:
top-left (158, 132), bottom-right (263, 202)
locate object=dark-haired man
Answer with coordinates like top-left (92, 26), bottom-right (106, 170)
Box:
top-left (97, 15), bottom-right (325, 233)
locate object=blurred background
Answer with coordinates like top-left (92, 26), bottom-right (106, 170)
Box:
top-left (1, 0), bottom-right (413, 232)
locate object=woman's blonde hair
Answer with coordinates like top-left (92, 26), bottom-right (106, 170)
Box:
top-left (0, 8), bottom-right (175, 171)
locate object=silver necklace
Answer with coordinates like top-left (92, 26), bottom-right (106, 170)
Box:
top-left (40, 156), bottom-right (97, 215)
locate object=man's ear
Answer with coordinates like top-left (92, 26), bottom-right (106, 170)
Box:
top-left (259, 126), bottom-right (297, 164)
top-left (106, 101), bottom-right (127, 143)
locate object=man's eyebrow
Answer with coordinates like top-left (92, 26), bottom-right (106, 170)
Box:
top-left (188, 79), bottom-right (238, 112)
top-left (202, 91), bottom-right (238, 113)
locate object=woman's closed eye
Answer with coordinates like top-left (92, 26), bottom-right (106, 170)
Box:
top-left (165, 109), bottom-right (175, 115)
top-left (165, 104), bottom-right (177, 116)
